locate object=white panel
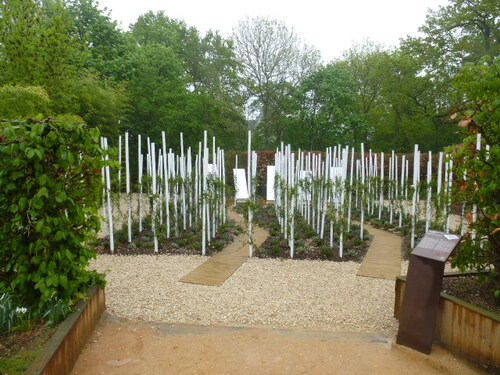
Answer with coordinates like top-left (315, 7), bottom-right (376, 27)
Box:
top-left (207, 163), bottom-right (217, 176)
top-left (329, 167), bottom-right (345, 181)
top-left (233, 168), bottom-right (249, 200)
top-left (266, 165), bottom-right (275, 201)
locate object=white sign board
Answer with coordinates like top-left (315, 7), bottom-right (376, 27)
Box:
top-left (266, 165), bottom-right (275, 201)
top-left (233, 168), bottom-right (249, 200)
top-left (329, 167), bottom-right (345, 181)
top-left (207, 163), bottom-right (217, 176)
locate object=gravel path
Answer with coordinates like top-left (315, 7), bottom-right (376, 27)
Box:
top-left (90, 255), bottom-right (400, 338)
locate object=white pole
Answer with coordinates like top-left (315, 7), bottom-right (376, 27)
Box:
top-left (411, 145), bottom-right (419, 248)
top-left (118, 134), bottom-right (122, 203)
top-left (379, 152), bottom-right (384, 220)
top-left (138, 135), bottom-right (143, 233)
top-left (202, 131), bottom-right (208, 255)
top-left (399, 154), bottom-right (405, 227)
top-left (347, 147), bottom-right (354, 231)
top-left (103, 138), bottom-right (114, 253)
top-left (247, 130), bottom-right (253, 257)
top-left (151, 142), bottom-right (158, 252)
top-left (472, 133), bottom-right (481, 240)
top-left (425, 151), bottom-right (432, 233)
top-left (360, 143), bottom-right (365, 239)
top-left (446, 158), bottom-right (453, 233)
top-left (161, 131), bottom-right (170, 238)
top-left (125, 132), bottom-right (131, 243)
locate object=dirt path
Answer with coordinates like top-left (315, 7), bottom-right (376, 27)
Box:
top-left (72, 314), bottom-right (484, 375)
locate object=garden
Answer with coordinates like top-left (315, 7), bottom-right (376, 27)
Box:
top-left (0, 0), bottom-right (498, 372)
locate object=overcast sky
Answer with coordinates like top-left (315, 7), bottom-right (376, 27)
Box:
top-left (97, 0), bottom-right (450, 62)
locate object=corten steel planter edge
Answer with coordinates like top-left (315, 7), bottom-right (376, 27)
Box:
top-left (24, 286), bottom-right (106, 375)
top-left (395, 274), bottom-right (499, 369)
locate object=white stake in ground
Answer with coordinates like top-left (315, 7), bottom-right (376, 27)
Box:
top-left (138, 135), bottom-right (143, 233)
top-left (125, 132), bottom-right (132, 243)
top-left (247, 130), bottom-right (253, 257)
top-left (102, 137), bottom-right (114, 253)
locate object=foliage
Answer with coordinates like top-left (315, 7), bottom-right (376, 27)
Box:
top-left (0, 86), bottom-right (50, 120)
top-left (290, 64), bottom-right (361, 149)
top-left (0, 118), bottom-right (106, 307)
top-left (128, 11), bottom-right (246, 152)
top-left (449, 56), bottom-right (500, 300)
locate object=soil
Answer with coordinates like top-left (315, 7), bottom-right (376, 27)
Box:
top-left (442, 274), bottom-right (500, 315)
top-left (95, 219), bottom-right (244, 257)
top-left (237, 203), bottom-right (372, 262)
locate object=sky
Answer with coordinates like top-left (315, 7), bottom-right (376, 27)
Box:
top-left (97, 0), bottom-right (450, 62)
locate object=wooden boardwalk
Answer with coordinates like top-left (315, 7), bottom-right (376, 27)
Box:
top-left (357, 223), bottom-right (402, 280)
top-left (179, 208), bottom-right (268, 286)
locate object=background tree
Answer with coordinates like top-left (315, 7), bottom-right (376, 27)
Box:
top-left (232, 16), bottom-right (321, 149)
top-left (129, 11), bottom-right (246, 151)
top-left (288, 64), bottom-right (360, 150)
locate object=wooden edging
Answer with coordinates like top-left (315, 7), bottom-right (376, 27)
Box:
top-left (24, 286), bottom-right (106, 375)
top-left (395, 274), bottom-right (500, 369)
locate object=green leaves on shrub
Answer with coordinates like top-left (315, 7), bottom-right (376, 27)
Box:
top-left (0, 118), bottom-right (106, 308)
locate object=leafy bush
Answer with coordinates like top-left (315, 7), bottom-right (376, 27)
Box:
top-left (450, 56), bottom-right (500, 301)
top-left (0, 118), bottom-right (106, 308)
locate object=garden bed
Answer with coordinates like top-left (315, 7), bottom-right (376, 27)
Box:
top-left (0, 323), bottom-right (57, 375)
top-left (237, 203), bottom-right (371, 261)
top-left (0, 286), bottom-right (105, 375)
top-left (95, 219), bottom-right (243, 256)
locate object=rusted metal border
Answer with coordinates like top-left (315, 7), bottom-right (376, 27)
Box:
top-left (24, 286), bottom-right (106, 375)
top-left (395, 274), bottom-right (500, 369)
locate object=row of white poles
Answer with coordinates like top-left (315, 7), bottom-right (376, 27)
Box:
top-left (100, 131), bottom-right (226, 254)
top-left (269, 142), bottom-right (462, 258)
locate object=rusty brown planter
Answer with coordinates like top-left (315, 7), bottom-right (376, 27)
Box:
top-left (24, 286), bottom-right (106, 375)
top-left (395, 274), bottom-right (500, 369)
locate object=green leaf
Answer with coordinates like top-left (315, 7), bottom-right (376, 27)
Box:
top-left (38, 187), bottom-right (49, 198)
top-left (26, 147), bottom-right (35, 159)
top-left (19, 197), bottom-right (28, 210)
top-left (38, 174), bottom-right (49, 186)
top-left (54, 231), bottom-right (64, 241)
top-left (55, 191), bottom-right (67, 203)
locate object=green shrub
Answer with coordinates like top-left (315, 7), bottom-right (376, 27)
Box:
top-left (0, 118), bottom-right (106, 308)
top-left (450, 56), bottom-right (500, 301)
top-left (320, 246), bottom-right (333, 256)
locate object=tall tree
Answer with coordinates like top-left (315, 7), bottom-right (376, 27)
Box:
top-left (0, 0), bottom-right (81, 112)
top-left (129, 11), bottom-right (246, 150)
top-left (289, 64), bottom-right (360, 150)
top-left (66, 0), bottom-right (133, 82)
top-left (420, 0), bottom-right (499, 69)
top-left (232, 16), bottom-right (321, 148)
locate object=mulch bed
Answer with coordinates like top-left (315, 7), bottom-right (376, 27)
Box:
top-left (442, 274), bottom-right (500, 316)
top-left (95, 219), bottom-right (244, 257)
top-left (238, 203), bottom-right (371, 262)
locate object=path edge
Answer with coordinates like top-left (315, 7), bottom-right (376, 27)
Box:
top-left (24, 286), bottom-right (106, 375)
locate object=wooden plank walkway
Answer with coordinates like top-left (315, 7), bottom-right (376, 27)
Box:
top-left (357, 223), bottom-right (402, 280)
top-left (179, 208), bottom-right (268, 286)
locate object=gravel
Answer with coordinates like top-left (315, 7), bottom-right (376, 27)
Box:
top-left (90, 255), bottom-right (400, 338)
